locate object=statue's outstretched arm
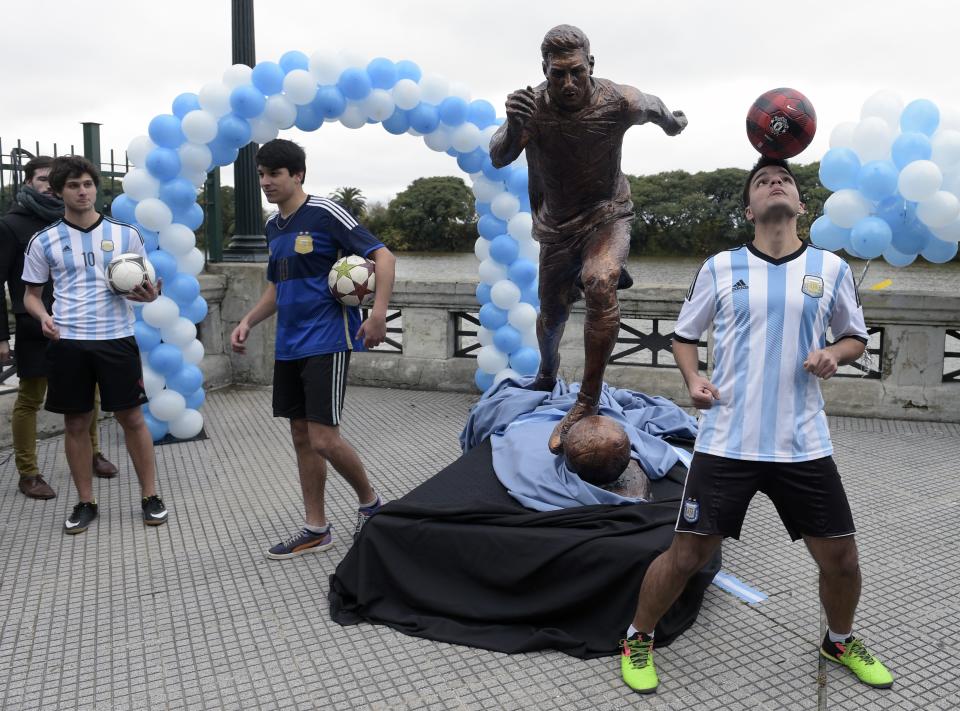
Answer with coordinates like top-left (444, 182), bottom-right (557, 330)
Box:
top-left (621, 84), bottom-right (688, 137)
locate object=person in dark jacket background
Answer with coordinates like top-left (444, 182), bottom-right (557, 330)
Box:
top-left (0, 156), bottom-right (117, 499)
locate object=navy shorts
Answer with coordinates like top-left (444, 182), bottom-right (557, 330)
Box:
top-left (272, 351), bottom-right (350, 426)
top-left (675, 452), bottom-right (856, 541)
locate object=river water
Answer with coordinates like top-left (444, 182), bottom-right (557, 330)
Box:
top-left (395, 252), bottom-right (960, 294)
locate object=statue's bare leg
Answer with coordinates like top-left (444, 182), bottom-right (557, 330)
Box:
top-left (549, 222), bottom-right (630, 453)
top-left (528, 241), bottom-right (580, 392)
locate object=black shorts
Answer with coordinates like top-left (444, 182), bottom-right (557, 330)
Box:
top-left (272, 351), bottom-right (350, 426)
top-left (13, 313), bottom-right (49, 379)
top-left (45, 337), bottom-right (147, 414)
top-left (675, 452), bottom-right (856, 541)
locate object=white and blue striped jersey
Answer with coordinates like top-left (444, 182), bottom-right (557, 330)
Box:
top-left (674, 242), bottom-right (867, 463)
top-left (22, 215), bottom-right (145, 340)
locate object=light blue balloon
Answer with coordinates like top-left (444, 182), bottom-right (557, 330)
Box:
top-left (313, 85), bottom-right (346, 119)
top-left (173, 202), bottom-right (204, 231)
top-left (521, 283), bottom-right (539, 306)
top-left (508, 259), bottom-right (538, 287)
top-left (185, 387), bottom-right (206, 410)
top-left (140, 229), bottom-right (159, 253)
top-left (143, 411), bottom-right (169, 442)
top-left (278, 51), bottom-right (309, 73)
top-left (166, 273), bottom-right (201, 305)
top-left (111, 194), bottom-right (137, 223)
top-left (510, 346), bottom-right (540, 376)
top-left (395, 60), bottom-right (421, 82)
top-left (900, 99), bottom-right (940, 136)
top-left (475, 282), bottom-right (492, 305)
top-left (167, 364), bottom-right (203, 396)
top-left (230, 85), bottom-right (266, 119)
top-left (148, 343), bottom-right (184, 377)
top-left (489, 234), bottom-right (519, 264)
top-left (921, 235), bottom-right (958, 263)
top-left (382, 108), bottom-right (409, 135)
top-left (148, 249), bottom-right (179, 283)
top-left (890, 216), bottom-right (930, 255)
top-left (251, 61), bottom-right (285, 95)
top-left (207, 138), bottom-right (238, 167)
top-left (809, 215), bottom-right (850, 252)
top-left (857, 160), bottom-right (898, 202)
top-left (148, 114), bottom-right (185, 149)
top-left (172, 93), bottom-right (201, 119)
top-left (507, 168), bottom-right (529, 196)
top-left (478, 303), bottom-right (508, 330)
top-left (494, 325), bottom-right (522, 353)
top-left (457, 148), bottom-right (486, 174)
top-left (439, 96), bottom-right (468, 126)
top-left (408, 103), bottom-right (440, 134)
top-left (850, 216), bottom-right (892, 259)
top-left (133, 303), bottom-right (144, 321)
top-left (891, 132), bottom-right (932, 170)
top-left (818, 148), bottom-right (860, 191)
top-left (217, 114), bottom-right (252, 148)
top-left (477, 214), bottom-right (507, 239)
top-left (145, 147), bottom-right (181, 182)
top-left (480, 155), bottom-right (509, 182)
top-left (882, 244), bottom-right (917, 268)
top-left (367, 58), bottom-right (398, 89)
top-left (295, 104), bottom-right (324, 131)
top-left (182, 295), bottom-right (208, 324)
top-left (337, 67), bottom-right (372, 101)
top-left (466, 100), bottom-right (497, 129)
top-left (474, 369), bottom-right (494, 392)
top-left (134, 321), bottom-right (162, 351)
top-left (475, 200), bottom-right (491, 217)
top-left (159, 178), bottom-right (197, 211)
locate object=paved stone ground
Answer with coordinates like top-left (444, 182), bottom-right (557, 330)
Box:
top-left (0, 385), bottom-right (957, 711)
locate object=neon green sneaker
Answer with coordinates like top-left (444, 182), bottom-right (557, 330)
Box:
top-left (820, 635), bottom-right (894, 689)
top-left (621, 633), bottom-right (659, 694)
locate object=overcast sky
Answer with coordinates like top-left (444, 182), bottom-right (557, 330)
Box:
top-left (3, 0), bottom-right (959, 205)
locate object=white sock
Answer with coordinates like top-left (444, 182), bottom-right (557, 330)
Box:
top-left (304, 523), bottom-right (330, 535)
top-left (828, 628), bottom-right (852, 644)
top-left (359, 492), bottom-right (379, 509)
top-left (626, 625), bottom-right (652, 639)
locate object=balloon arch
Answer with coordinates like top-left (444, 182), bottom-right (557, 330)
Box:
top-left (111, 50), bottom-right (541, 441)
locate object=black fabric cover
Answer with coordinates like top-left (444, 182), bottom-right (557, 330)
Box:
top-left (329, 439), bottom-right (720, 659)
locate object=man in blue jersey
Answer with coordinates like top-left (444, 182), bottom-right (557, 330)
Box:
top-left (230, 139), bottom-right (396, 560)
top-left (619, 157), bottom-right (893, 694)
top-left (22, 156), bottom-right (168, 534)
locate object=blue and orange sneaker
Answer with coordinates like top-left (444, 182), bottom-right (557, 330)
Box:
top-left (354, 494), bottom-right (383, 540)
top-left (266, 526), bottom-right (333, 560)
top-left (621, 632), bottom-right (659, 693)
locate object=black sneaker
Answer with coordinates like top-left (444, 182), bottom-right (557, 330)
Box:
top-left (64, 501), bottom-right (98, 535)
top-left (142, 495), bottom-right (168, 526)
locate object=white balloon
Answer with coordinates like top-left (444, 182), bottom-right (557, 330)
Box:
top-left (852, 117), bottom-right (893, 162)
top-left (522, 329), bottom-right (539, 348)
top-left (338, 49), bottom-right (368, 70)
top-left (122, 168), bottom-right (160, 202)
top-left (263, 95), bottom-right (298, 129)
top-left (423, 128), bottom-right (453, 153)
top-left (142, 364), bottom-right (165, 399)
top-left (198, 83), bottom-right (232, 117)
top-left (938, 105), bottom-right (960, 132)
top-left (493, 368), bottom-right (520, 386)
top-left (407, 126), bottom-right (424, 137)
top-left (182, 338), bottom-right (206, 365)
top-left (451, 123), bottom-right (482, 153)
top-left (480, 125), bottom-right (499, 151)
top-left (478, 258), bottom-right (508, 285)
top-left (186, 171), bottom-right (207, 188)
top-left (142, 295), bottom-right (180, 329)
top-left (178, 142), bottom-right (212, 173)
top-left (471, 175), bottom-right (504, 203)
top-left (158, 223), bottom-right (196, 256)
top-left (476, 326), bottom-right (493, 347)
top-left (176, 248), bottom-right (206, 277)
top-left (941, 169), bottom-right (960, 197)
top-left (932, 218), bottom-right (960, 243)
top-left (181, 110), bottom-right (219, 144)
top-left (491, 193), bottom-right (520, 221)
top-left (135, 198), bottom-right (173, 231)
top-left (309, 49), bottom-right (345, 85)
top-left (161, 317), bottom-right (198, 348)
top-left (169, 408), bottom-right (204, 439)
top-left (508, 302), bottom-right (538, 331)
top-left (931, 130), bottom-right (960, 171)
top-left (824, 189), bottom-right (872, 229)
top-left (490, 279), bottom-right (521, 309)
top-left (339, 102), bottom-right (368, 129)
top-left (222, 64), bottom-right (253, 89)
top-left (860, 89), bottom-right (904, 129)
top-left (474, 237), bottom-right (490, 261)
top-left (283, 69), bottom-right (318, 105)
top-left (517, 235), bottom-right (540, 262)
top-left (917, 191), bottom-right (960, 228)
top-left (392, 79), bottom-right (421, 110)
top-left (248, 117), bottom-right (279, 144)
top-left (829, 122), bottom-right (857, 150)
top-left (898, 160), bottom-right (943, 202)
top-left (419, 73), bottom-right (449, 105)
top-left (127, 135), bottom-right (156, 167)
top-left (507, 212), bottom-right (533, 241)
top-left (149, 389), bottom-right (186, 422)
top-left (448, 81), bottom-right (471, 102)
top-left (361, 89), bottom-right (395, 122)
top-left (476, 345), bottom-right (509, 374)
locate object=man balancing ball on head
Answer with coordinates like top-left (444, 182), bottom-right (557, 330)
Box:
top-left (489, 23), bottom-right (687, 454)
top-left (619, 157), bottom-right (894, 694)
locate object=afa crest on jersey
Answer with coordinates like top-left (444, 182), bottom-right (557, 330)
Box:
top-left (802, 275), bottom-right (824, 298)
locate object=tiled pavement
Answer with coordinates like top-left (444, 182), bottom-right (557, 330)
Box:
top-left (0, 385), bottom-right (957, 711)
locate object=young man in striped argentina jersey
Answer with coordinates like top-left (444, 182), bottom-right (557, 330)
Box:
top-left (22, 156), bottom-right (168, 534)
top-left (230, 139), bottom-right (396, 560)
top-left (619, 157), bottom-right (893, 694)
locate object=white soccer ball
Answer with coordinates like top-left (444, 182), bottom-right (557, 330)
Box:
top-left (327, 255), bottom-right (376, 307)
top-left (106, 253), bottom-right (155, 295)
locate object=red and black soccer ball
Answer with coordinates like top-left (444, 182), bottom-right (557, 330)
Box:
top-left (746, 88), bottom-right (817, 159)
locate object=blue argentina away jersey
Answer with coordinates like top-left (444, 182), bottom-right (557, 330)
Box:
top-left (22, 215), bottom-right (145, 340)
top-left (674, 242), bottom-right (867, 463)
top-left (266, 196), bottom-right (384, 360)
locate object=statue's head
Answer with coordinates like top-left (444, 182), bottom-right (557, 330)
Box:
top-left (541, 25), bottom-right (594, 112)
